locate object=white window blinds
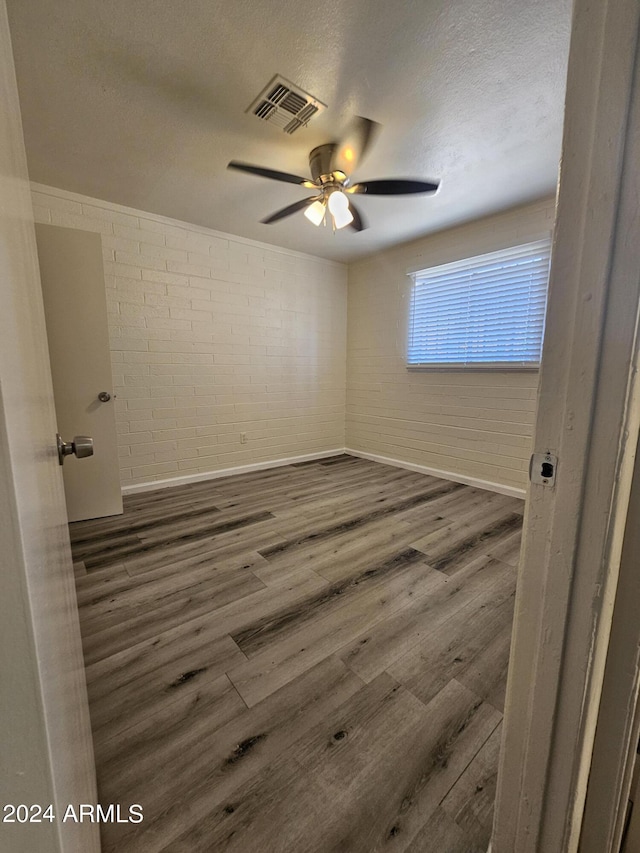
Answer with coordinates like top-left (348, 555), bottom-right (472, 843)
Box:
top-left (408, 237), bottom-right (551, 367)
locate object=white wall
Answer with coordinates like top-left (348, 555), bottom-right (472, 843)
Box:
top-left (0, 3), bottom-right (97, 851)
top-left (32, 185), bottom-right (347, 487)
top-left (346, 198), bottom-right (555, 492)
top-left (30, 185), bottom-right (553, 494)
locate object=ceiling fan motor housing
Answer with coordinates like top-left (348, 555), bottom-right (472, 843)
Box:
top-left (309, 143), bottom-right (340, 184)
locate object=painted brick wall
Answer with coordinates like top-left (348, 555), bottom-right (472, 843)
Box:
top-left (346, 198), bottom-right (556, 491)
top-left (32, 184), bottom-right (347, 486)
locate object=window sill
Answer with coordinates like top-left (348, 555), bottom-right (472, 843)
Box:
top-left (407, 363), bottom-right (540, 372)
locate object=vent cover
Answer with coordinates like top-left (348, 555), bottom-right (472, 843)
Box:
top-left (248, 76), bottom-right (326, 134)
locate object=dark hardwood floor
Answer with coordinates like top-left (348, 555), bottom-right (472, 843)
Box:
top-left (70, 455), bottom-right (524, 853)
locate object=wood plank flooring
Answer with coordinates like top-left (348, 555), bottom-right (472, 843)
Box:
top-left (70, 455), bottom-right (523, 853)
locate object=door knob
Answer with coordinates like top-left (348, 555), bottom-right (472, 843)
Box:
top-left (57, 433), bottom-right (94, 466)
top-left (98, 391), bottom-right (111, 402)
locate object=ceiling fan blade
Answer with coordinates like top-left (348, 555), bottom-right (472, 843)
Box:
top-left (228, 161), bottom-right (317, 187)
top-left (348, 199), bottom-right (366, 232)
top-left (331, 116), bottom-right (380, 177)
top-left (261, 196), bottom-right (321, 224)
top-left (348, 178), bottom-right (440, 195)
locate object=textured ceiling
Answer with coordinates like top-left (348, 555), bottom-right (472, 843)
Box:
top-left (7, 0), bottom-right (572, 262)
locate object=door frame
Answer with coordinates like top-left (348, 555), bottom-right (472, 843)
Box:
top-left (580, 437), bottom-right (640, 852)
top-left (492, 0), bottom-right (640, 850)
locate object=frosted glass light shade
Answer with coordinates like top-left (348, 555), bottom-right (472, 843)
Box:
top-left (328, 190), bottom-right (353, 229)
top-left (304, 200), bottom-right (326, 226)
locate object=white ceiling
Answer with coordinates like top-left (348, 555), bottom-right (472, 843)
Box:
top-left (6, 0), bottom-right (572, 262)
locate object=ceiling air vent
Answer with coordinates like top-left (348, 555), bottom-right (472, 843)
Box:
top-left (248, 76), bottom-right (326, 134)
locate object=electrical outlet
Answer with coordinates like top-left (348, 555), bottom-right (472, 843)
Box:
top-left (240, 432), bottom-right (248, 444)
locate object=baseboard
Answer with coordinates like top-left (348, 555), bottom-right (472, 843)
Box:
top-left (344, 448), bottom-right (527, 499)
top-left (121, 446), bottom-right (527, 499)
top-left (121, 448), bottom-right (346, 495)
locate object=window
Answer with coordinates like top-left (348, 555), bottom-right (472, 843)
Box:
top-left (407, 237), bottom-right (551, 369)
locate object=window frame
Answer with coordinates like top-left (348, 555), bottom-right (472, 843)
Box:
top-left (406, 235), bottom-right (552, 372)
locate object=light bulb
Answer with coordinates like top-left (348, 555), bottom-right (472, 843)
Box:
top-left (327, 190), bottom-right (354, 230)
top-left (304, 200), bottom-right (326, 227)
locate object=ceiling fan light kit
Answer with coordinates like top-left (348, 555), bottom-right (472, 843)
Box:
top-left (227, 116), bottom-right (440, 234)
top-left (303, 189), bottom-right (354, 231)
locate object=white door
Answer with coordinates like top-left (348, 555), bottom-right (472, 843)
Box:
top-left (0, 1), bottom-right (98, 850)
top-left (36, 223), bottom-right (122, 522)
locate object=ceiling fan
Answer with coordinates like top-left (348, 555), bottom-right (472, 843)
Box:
top-left (227, 117), bottom-right (440, 232)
